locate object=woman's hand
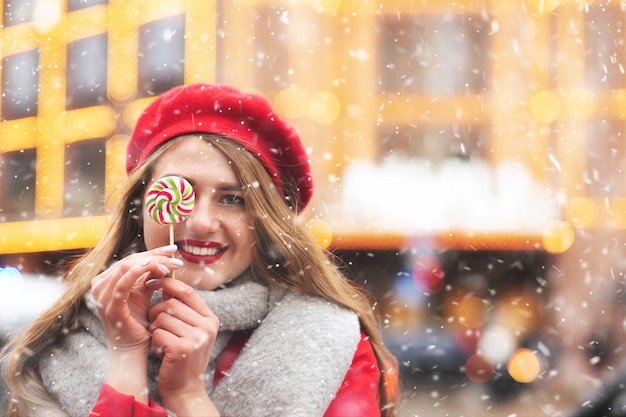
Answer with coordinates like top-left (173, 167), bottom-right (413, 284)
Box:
top-left (148, 278), bottom-right (221, 415)
top-left (90, 244), bottom-right (183, 403)
top-left (91, 244), bottom-right (182, 352)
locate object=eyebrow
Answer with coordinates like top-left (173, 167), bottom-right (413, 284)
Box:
top-left (216, 182), bottom-right (245, 192)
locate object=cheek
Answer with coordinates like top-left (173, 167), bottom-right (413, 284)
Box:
top-left (233, 223), bottom-right (255, 258)
top-left (239, 222), bottom-right (256, 247)
top-left (142, 216), bottom-right (167, 249)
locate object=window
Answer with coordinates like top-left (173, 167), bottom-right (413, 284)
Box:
top-left (583, 5), bottom-right (626, 198)
top-left (584, 5), bottom-right (626, 90)
top-left (0, 149), bottom-right (36, 221)
top-left (378, 14), bottom-right (487, 95)
top-left (585, 119), bottom-right (626, 198)
top-left (1, 50), bottom-right (39, 120)
top-left (67, 0), bottom-right (108, 12)
top-left (377, 124), bottom-right (488, 164)
top-left (66, 35), bottom-right (108, 110)
top-left (252, 6), bottom-right (290, 90)
top-left (138, 14), bottom-right (185, 97)
top-left (63, 138), bottom-right (106, 217)
top-left (3, 0), bottom-right (33, 27)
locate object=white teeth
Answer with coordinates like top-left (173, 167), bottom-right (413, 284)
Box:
top-left (182, 244), bottom-right (222, 256)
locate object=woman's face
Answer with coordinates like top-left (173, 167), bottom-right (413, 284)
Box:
top-left (142, 136), bottom-right (255, 290)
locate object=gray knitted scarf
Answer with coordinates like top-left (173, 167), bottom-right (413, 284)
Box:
top-left (38, 280), bottom-right (360, 417)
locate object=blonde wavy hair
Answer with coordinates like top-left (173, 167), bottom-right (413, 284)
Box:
top-left (1, 134), bottom-right (399, 417)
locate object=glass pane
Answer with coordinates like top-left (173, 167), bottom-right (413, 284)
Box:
top-left (253, 6), bottom-right (290, 90)
top-left (67, 0), bottom-right (108, 12)
top-left (585, 5), bottom-right (626, 90)
top-left (585, 119), bottom-right (626, 198)
top-left (0, 148), bottom-right (36, 221)
top-left (377, 124), bottom-right (488, 164)
top-left (378, 14), bottom-right (487, 95)
top-left (1, 50), bottom-right (39, 120)
top-left (66, 35), bottom-right (108, 110)
top-left (63, 139), bottom-right (106, 217)
top-left (138, 14), bottom-right (185, 97)
top-left (3, 0), bottom-right (33, 27)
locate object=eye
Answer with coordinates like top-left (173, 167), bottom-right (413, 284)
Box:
top-left (221, 194), bottom-right (245, 206)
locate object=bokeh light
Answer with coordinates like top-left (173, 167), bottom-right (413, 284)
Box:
top-left (527, 0), bottom-right (561, 14)
top-left (443, 287), bottom-right (489, 355)
top-left (611, 89), bottom-right (626, 120)
top-left (275, 86), bottom-right (308, 119)
top-left (562, 88), bottom-right (597, 120)
top-left (411, 253), bottom-right (444, 295)
top-left (33, 0), bottom-right (63, 33)
top-left (479, 324), bottom-right (515, 363)
top-left (308, 90), bottom-right (341, 124)
top-left (306, 218), bottom-right (333, 249)
top-left (455, 327), bottom-right (481, 355)
top-left (464, 352), bottom-right (496, 383)
top-left (507, 348), bottom-right (541, 383)
top-left (611, 198), bottom-right (626, 228)
top-left (542, 219), bottom-right (575, 254)
top-left (498, 293), bottom-right (539, 337)
top-left (123, 97), bottom-right (155, 130)
top-left (565, 196), bottom-right (598, 228)
top-left (529, 90), bottom-right (562, 125)
top-left (307, 0), bottom-right (341, 14)
top-left (455, 294), bottom-right (487, 329)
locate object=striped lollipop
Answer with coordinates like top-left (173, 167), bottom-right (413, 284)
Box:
top-left (146, 175), bottom-right (195, 225)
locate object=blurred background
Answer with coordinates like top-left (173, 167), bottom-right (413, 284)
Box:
top-left (1, 0), bottom-right (626, 416)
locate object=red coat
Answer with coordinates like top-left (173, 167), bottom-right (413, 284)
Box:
top-left (89, 332), bottom-right (381, 417)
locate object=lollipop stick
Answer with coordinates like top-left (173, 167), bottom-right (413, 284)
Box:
top-left (169, 224), bottom-right (175, 279)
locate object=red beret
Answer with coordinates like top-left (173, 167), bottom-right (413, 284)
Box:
top-left (126, 83), bottom-right (313, 210)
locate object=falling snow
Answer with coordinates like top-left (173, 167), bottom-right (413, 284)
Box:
top-left (2, 1), bottom-right (626, 417)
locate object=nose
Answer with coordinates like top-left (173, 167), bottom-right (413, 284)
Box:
top-left (184, 194), bottom-right (220, 235)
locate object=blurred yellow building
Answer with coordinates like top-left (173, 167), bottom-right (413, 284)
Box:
top-left (3, 0), bottom-right (617, 254)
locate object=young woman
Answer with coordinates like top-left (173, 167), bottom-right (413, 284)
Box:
top-left (1, 83), bottom-right (399, 417)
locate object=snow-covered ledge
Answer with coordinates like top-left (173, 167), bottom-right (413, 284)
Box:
top-left (334, 158), bottom-right (561, 234)
top-left (0, 268), bottom-right (65, 339)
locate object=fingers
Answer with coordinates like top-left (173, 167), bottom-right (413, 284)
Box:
top-left (148, 301), bottom-right (219, 361)
top-left (148, 282), bottom-right (219, 360)
top-left (148, 284), bottom-right (219, 338)
top-left (149, 298), bottom-right (219, 336)
top-left (148, 278), bottom-right (214, 317)
top-left (91, 245), bottom-right (181, 301)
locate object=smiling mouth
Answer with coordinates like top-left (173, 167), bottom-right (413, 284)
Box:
top-left (180, 243), bottom-right (227, 256)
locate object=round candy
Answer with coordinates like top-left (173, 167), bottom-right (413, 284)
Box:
top-left (146, 175), bottom-right (195, 224)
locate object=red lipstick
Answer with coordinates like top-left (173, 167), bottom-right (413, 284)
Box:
top-left (176, 239), bottom-right (227, 264)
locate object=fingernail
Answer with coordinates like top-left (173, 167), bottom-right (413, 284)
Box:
top-left (145, 278), bottom-right (159, 288)
top-left (169, 258), bottom-right (184, 267)
top-left (159, 264), bottom-right (171, 274)
top-left (140, 257), bottom-right (150, 266)
top-left (161, 244), bottom-right (178, 254)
